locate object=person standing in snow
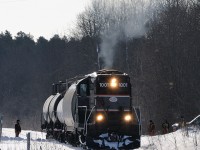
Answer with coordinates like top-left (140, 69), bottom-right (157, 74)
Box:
top-left (148, 120), bottom-right (155, 136)
top-left (15, 120), bottom-right (21, 137)
top-left (162, 120), bottom-right (170, 134)
top-left (180, 116), bottom-right (186, 128)
top-left (179, 116), bottom-right (188, 136)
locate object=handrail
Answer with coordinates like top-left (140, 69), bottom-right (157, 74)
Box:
top-left (85, 106), bottom-right (95, 135)
top-left (133, 106), bottom-right (141, 136)
top-left (133, 107), bottom-right (140, 123)
top-left (78, 106), bottom-right (87, 130)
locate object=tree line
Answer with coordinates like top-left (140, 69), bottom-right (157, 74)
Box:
top-left (0, 0), bottom-right (199, 133)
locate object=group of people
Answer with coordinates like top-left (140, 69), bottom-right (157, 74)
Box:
top-left (148, 116), bottom-right (186, 136)
top-left (148, 120), bottom-right (170, 136)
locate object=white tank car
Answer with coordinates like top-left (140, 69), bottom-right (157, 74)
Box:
top-left (56, 98), bottom-right (64, 123)
top-left (48, 93), bottom-right (61, 123)
top-left (57, 83), bottom-right (77, 131)
top-left (43, 95), bottom-right (55, 123)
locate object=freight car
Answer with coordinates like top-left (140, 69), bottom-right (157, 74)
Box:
top-left (41, 69), bottom-right (141, 149)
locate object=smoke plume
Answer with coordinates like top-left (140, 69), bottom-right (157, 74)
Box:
top-left (98, 0), bottom-right (156, 69)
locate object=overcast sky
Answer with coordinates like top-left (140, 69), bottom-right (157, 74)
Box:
top-left (0, 0), bottom-right (90, 40)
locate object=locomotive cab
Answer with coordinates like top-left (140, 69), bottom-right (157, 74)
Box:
top-left (76, 78), bottom-right (91, 128)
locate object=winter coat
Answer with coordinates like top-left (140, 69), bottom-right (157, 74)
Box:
top-left (148, 122), bottom-right (155, 135)
top-left (15, 123), bottom-right (21, 132)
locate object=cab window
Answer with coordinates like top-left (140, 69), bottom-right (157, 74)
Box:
top-left (80, 84), bottom-right (88, 96)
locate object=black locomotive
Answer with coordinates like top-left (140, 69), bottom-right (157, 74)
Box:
top-left (41, 69), bottom-right (141, 149)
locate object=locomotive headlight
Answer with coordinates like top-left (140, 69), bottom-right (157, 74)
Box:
top-left (96, 114), bottom-right (104, 122)
top-left (110, 78), bottom-right (118, 88)
top-left (124, 114), bottom-right (132, 122)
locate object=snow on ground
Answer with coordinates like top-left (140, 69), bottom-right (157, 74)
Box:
top-left (0, 127), bottom-right (199, 150)
top-left (139, 127), bottom-right (200, 150)
top-left (0, 128), bottom-right (79, 150)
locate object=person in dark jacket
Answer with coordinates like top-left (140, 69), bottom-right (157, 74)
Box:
top-left (148, 120), bottom-right (155, 136)
top-left (180, 116), bottom-right (186, 128)
top-left (162, 120), bottom-right (170, 134)
top-left (15, 120), bottom-right (21, 137)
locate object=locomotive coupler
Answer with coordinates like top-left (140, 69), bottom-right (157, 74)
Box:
top-left (108, 132), bottom-right (119, 142)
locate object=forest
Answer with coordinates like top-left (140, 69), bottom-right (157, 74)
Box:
top-left (0, 0), bottom-right (200, 133)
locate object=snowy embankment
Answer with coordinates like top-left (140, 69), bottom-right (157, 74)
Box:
top-left (140, 127), bottom-right (200, 150)
top-left (0, 127), bottom-right (199, 150)
top-left (0, 128), bottom-right (79, 150)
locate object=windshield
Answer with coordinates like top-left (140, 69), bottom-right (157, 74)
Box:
top-left (96, 96), bottom-right (131, 109)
